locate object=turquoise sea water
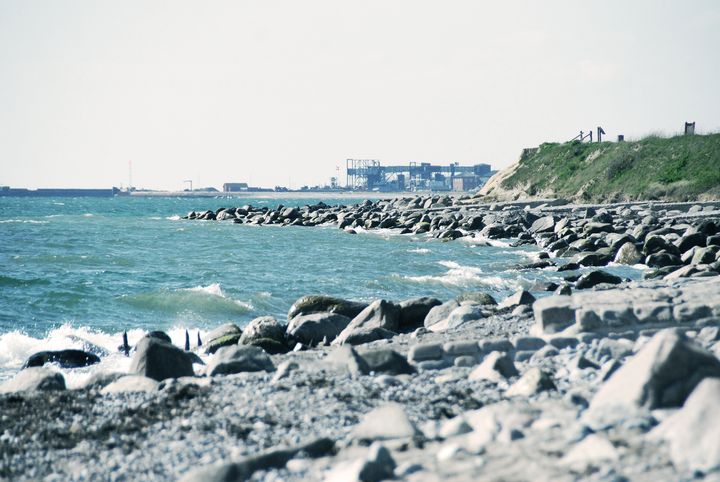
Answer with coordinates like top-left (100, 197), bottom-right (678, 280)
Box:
top-left (0, 195), bottom-right (643, 382)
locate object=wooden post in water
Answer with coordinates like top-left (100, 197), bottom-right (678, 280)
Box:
top-left (197, 331), bottom-right (202, 348)
top-left (184, 330), bottom-right (190, 351)
top-left (122, 331), bottom-right (130, 357)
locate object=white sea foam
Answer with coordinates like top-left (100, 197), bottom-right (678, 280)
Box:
top-left (407, 248), bottom-right (431, 254)
top-left (461, 235), bottom-right (512, 247)
top-left (83, 213), bottom-right (94, 217)
top-left (0, 324), bottom-right (212, 388)
top-left (166, 215), bottom-right (181, 221)
top-left (0, 219), bottom-right (48, 224)
top-left (185, 283), bottom-right (254, 310)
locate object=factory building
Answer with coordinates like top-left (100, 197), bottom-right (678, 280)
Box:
top-left (346, 160), bottom-right (494, 192)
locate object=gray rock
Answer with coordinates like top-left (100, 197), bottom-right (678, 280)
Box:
top-left (548, 337), bottom-right (579, 349)
top-left (533, 296), bottom-right (575, 333)
top-left (614, 242), bottom-right (643, 265)
top-left (326, 346), bottom-right (370, 378)
top-left (408, 343), bottom-right (444, 362)
top-left (360, 349), bottom-right (415, 375)
top-left (130, 337), bottom-right (195, 381)
top-left (179, 438), bottom-right (334, 482)
top-left (529, 215), bottom-right (556, 234)
top-left (287, 295), bottom-right (367, 320)
top-left (333, 300), bottom-right (400, 345)
top-left (443, 341), bottom-right (480, 357)
top-left (0, 367), bottom-right (65, 394)
top-left (530, 345), bottom-right (559, 362)
top-left (424, 300), bottom-right (461, 328)
top-left (650, 378), bottom-right (720, 473)
top-left (204, 323), bottom-right (243, 355)
top-left (287, 312), bottom-right (351, 346)
top-left (514, 336), bottom-right (546, 352)
top-left (353, 403), bottom-right (419, 443)
top-left (692, 246), bottom-right (719, 265)
top-left (239, 316), bottom-right (285, 346)
top-left (325, 443), bottom-right (396, 482)
top-left (428, 303), bottom-right (486, 333)
top-left (497, 289), bottom-right (536, 310)
top-left (397, 297), bottom-right (442, 330)
top-left (207, 345), bottom-right (275, 376)
top-left (455, 292), bottom-right (497, 306)
top-left (101, 375), bottom-right (159, 394)
top-left (479, 338), bottom-right (514, 353)
top-left (469, 351), bottom-right (518, 382)
top-left (589, 330), bottom-right (720, 413)
top-left (506, 368), bottom-right (556, 397)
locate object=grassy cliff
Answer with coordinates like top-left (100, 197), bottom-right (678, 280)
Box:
top-left (480, 133), bottom-right (720, 202)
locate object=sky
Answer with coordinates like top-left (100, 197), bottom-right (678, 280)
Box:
top-left (1, 1), bottom-right (719, 190)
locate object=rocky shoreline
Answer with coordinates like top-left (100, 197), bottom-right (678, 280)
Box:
top-left (2, 196), bottom-right (720, 481)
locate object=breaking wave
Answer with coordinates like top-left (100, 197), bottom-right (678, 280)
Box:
top-left (120, 283), bottom-right (253, 316)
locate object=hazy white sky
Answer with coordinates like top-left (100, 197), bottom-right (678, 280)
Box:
top-left (1, 1), bottom-right (719, 190)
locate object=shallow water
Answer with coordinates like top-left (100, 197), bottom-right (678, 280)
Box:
top-left (0, 195), bottom-right (644, 381)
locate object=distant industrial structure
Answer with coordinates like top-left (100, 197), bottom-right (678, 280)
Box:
top-left (345, 160), bottom-right (494, 192)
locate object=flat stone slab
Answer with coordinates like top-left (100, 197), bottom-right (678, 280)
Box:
top-left (533, 278), bottom-right (720, 335)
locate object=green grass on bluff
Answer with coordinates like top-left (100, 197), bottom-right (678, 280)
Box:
top-left (495, 133), bottom-right (720, 202)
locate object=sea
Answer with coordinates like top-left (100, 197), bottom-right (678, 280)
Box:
top-left (0, 195), bottom-right (645, 384)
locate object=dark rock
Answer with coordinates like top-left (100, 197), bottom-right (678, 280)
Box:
top-left (557, 262), bottom-right (581, 272)
top-left (147, 331), bottom-right (172, 343)
top-left (333, 300), bottom-right (400, 346)
top-left (676, 232), bottom-right (706, 253)
top-left (573, 251), bottom-right (613, 267)
top-left (645, 252), bottom-right (682, 268)
top-left (575, 270), bottom-right (623, 290)
top-left (398, 297), bottom-right (442, 331)
top-left (22, 349), bottom-right (100, 369)
top-left (287, 312), bottom-right (351, 346)
top-left (287, 295), bottom-right (368, 320)
top-left (248, 338), bottom-right (289, 355)
top-left (205, 323), bottom-right (243, 355)
top-left (130, 337), bottom-right (195, 381)
top-left (360, 349), bottom-right (415, 375)
top-left (643, 235), bottom-right (680, 256)
top-left (207, 345), bottom-right (275, 376)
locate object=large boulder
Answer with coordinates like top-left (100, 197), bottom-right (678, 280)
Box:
top-left (239, 316), bottom-right (286, 346)
top-left (22, 349), bottom-right (100, 369)
top-left (427, 303), bottom-right (487, 333)
top-left (130, 337), bottom-right (195, 381)
top-left (287, 312), bottom-right (351, 346)
top-left (589, 330), bottom-right (720, 414)
top-left (0, 367), bottom-right (66, 394)
top-left (325, 346), bottom-right (370, 378)
top-left (529, 215), bottom-right (556, 234)
top-left (287, 295), bottom-right (368, 320)
top-left (424, 300), bottom-right (461, 329)
top-left (649, 378), bottom-right (720, 473)
top-left (207, 345), bottom-right (275, 376)
top-left (204, 323), bottom-right (243, 355)
top-left (614, 242), bottom-right (643, 265)
top-left (332, 300), bottom-right (400, 346)
top-left (469, 351), bottom-right (518, 382)
top-left (397, 297), bottom-right (442, 331)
